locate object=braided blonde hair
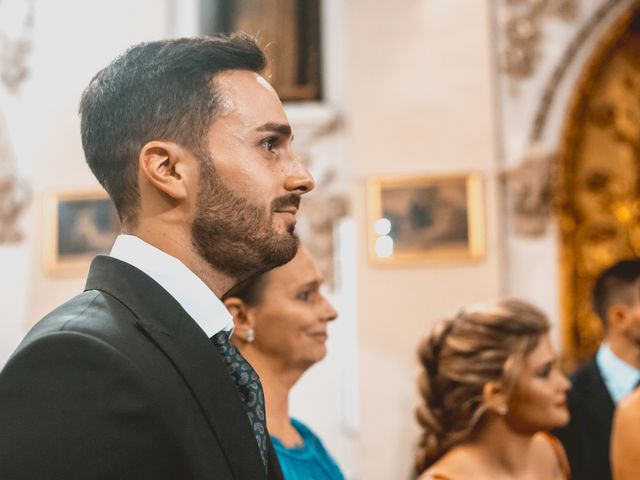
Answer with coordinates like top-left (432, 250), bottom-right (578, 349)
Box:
top-left (415, 298), bottom-right (550, 474)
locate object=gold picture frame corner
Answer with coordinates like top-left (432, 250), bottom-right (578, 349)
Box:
top-left (43, 187), bottom-right (115, 277)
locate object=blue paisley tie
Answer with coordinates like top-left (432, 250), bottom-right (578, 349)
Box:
top-left (211, 330), bottom-right (268, 469)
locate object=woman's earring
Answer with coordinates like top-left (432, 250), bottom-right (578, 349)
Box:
top-left (498, 404), bottom-right (508, 416)
top-left (246, 328), bottom-right (255, 344)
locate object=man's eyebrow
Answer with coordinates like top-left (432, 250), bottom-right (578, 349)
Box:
top-left (255, 123), bottom-right (292, 136)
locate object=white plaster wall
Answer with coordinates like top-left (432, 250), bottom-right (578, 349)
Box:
top-left (22, 1), bottom-right (171, 329)
top-left (0, 0), bottom-right (37, 367)
top-left (1, 0), bottom-right (169, 364)
top-left (345, 1), bottom-right (502, 478)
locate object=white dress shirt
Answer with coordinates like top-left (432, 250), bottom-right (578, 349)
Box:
top-left (596, 342), bottom-right (640, 404)
top-left (110, 234), bottom-right (233, 338)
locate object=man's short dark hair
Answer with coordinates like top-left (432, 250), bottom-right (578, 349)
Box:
top-left (592, 258), bottom-right (640, 326)
top-left (79, 34), bottom-right (266, 225)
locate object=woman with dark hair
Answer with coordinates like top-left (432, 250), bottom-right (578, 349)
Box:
top-left (222, 246), bottom-right (345, 480)
top-left (415, 298), bottom-right (571, 480)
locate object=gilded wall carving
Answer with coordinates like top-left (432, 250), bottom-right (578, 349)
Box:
top-left (559, 7), bottom-right (640, 367)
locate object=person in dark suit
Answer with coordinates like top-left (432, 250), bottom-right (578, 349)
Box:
top-left (554, 259), bottom-right (640, 480)
top-left (0, 34), bottom-right (314, 479)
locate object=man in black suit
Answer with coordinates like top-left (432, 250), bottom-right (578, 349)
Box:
top-left (555, 259), bottom-right (640, 480)
top-left (0, 34), bottom-right (314, 479)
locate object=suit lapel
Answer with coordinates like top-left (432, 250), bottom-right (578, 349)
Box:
top-left (85, 256), bottom-right (267, 479)
top-left (267, 436), bottom-right (284, 480)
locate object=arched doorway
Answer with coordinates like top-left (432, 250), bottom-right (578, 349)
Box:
top-left (558, 4), bottom-right (640, 368)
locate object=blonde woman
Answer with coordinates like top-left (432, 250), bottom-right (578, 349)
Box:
top-left (416, 299), bottom-right (571, 480)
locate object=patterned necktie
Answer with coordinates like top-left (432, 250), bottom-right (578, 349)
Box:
top-left (211, 330), bottom-right (268, 470)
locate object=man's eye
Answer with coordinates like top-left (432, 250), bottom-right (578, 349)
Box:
top-left (261, 138), bottom-right (276, 151)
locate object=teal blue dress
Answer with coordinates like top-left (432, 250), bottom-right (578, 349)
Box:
top-left (271, 418), bottom-right (345, 480)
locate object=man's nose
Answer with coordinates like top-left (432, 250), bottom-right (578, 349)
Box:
top-left (284, 155), bottom-right (315, 194)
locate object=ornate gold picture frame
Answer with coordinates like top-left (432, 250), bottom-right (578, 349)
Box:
top-left (44, 189), bottom-right (120, 276)
top-left (368, 173), bottom-right (485, 265)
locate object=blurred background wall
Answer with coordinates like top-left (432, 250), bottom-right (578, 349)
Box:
top-left (346, 1), bottom-right (501, 478)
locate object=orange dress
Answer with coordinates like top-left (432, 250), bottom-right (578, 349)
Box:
top-left (424, 433), bottom-right (571, 480)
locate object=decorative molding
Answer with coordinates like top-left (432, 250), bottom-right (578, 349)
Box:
top-left (503, 143), bottom-right (555, 236)
top-left (500, 0), bottom-right (580, 84)
top-left (299, 192), bottom-right (348, 290)
top-left (0, 175), bottom-right (30, 243)
top-left (285, 103), bottom-right (348, 289)
top-left (504, 0), bottom-right (625, 237)
top-left (0, 0), bottom-right (34, 93)
top-left (0, 0), bottom-right (35, 245)
top-left (528, 0), bottom-right (622, 142)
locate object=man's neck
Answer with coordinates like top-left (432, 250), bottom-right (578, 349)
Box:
top-left (131, 225), bottom-right (235, 298)
top-left (606, 337), bottom-right (640, 371)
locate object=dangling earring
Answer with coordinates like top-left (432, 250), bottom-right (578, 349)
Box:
top-left (498, 404), bottom-right (508, 416)
top-left (246, 328), bottom-right (255, 344)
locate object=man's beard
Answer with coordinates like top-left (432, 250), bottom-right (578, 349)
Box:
top-left (191, 155), bottom-right (300, 282)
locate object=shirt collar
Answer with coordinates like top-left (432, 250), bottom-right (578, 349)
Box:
top-left (109, 234), bottom-right (233, 338)
top-left (596, 342), bottom-right (640, 404)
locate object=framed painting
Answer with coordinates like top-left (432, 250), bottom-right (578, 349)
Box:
top-left (368, 173), bottom-right (485, 265)
top-left (199, 0), bottom-right (322, 101)
top-left (44, 189), bottom-right (120, 275)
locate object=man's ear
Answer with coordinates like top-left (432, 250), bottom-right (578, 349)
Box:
top-left (139, 141), bottom-right (194, 201)
top-left (223, 297), bottom-right (257, 344)
top-left (609, 304), bottom-right (630, 332)
top-left (483, 382), bottom-right (509, 416)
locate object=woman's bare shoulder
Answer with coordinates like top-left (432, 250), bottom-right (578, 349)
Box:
top-left (418, 473), bottom-right (453, 480)
top-left (616, 388), bottom-right (640, 420)
top-left (418, 466), bottom-right (457, 480)
top-left (418, 447), bottom-right (484, 480)
top-left (530, 432), bottom-right (570, 479)
top-left (418, 461), bottom-right (455, 480)
top-left (530, 432), bottom-right (558, 459)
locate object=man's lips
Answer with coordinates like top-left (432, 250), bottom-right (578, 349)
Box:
top-left (272, 194), bottom-right (301, 214)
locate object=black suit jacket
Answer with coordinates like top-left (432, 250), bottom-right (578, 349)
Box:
top-left (554, 359), bottom-right (615, 480)
top-left (0, 256), bottom-right (283, 480)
